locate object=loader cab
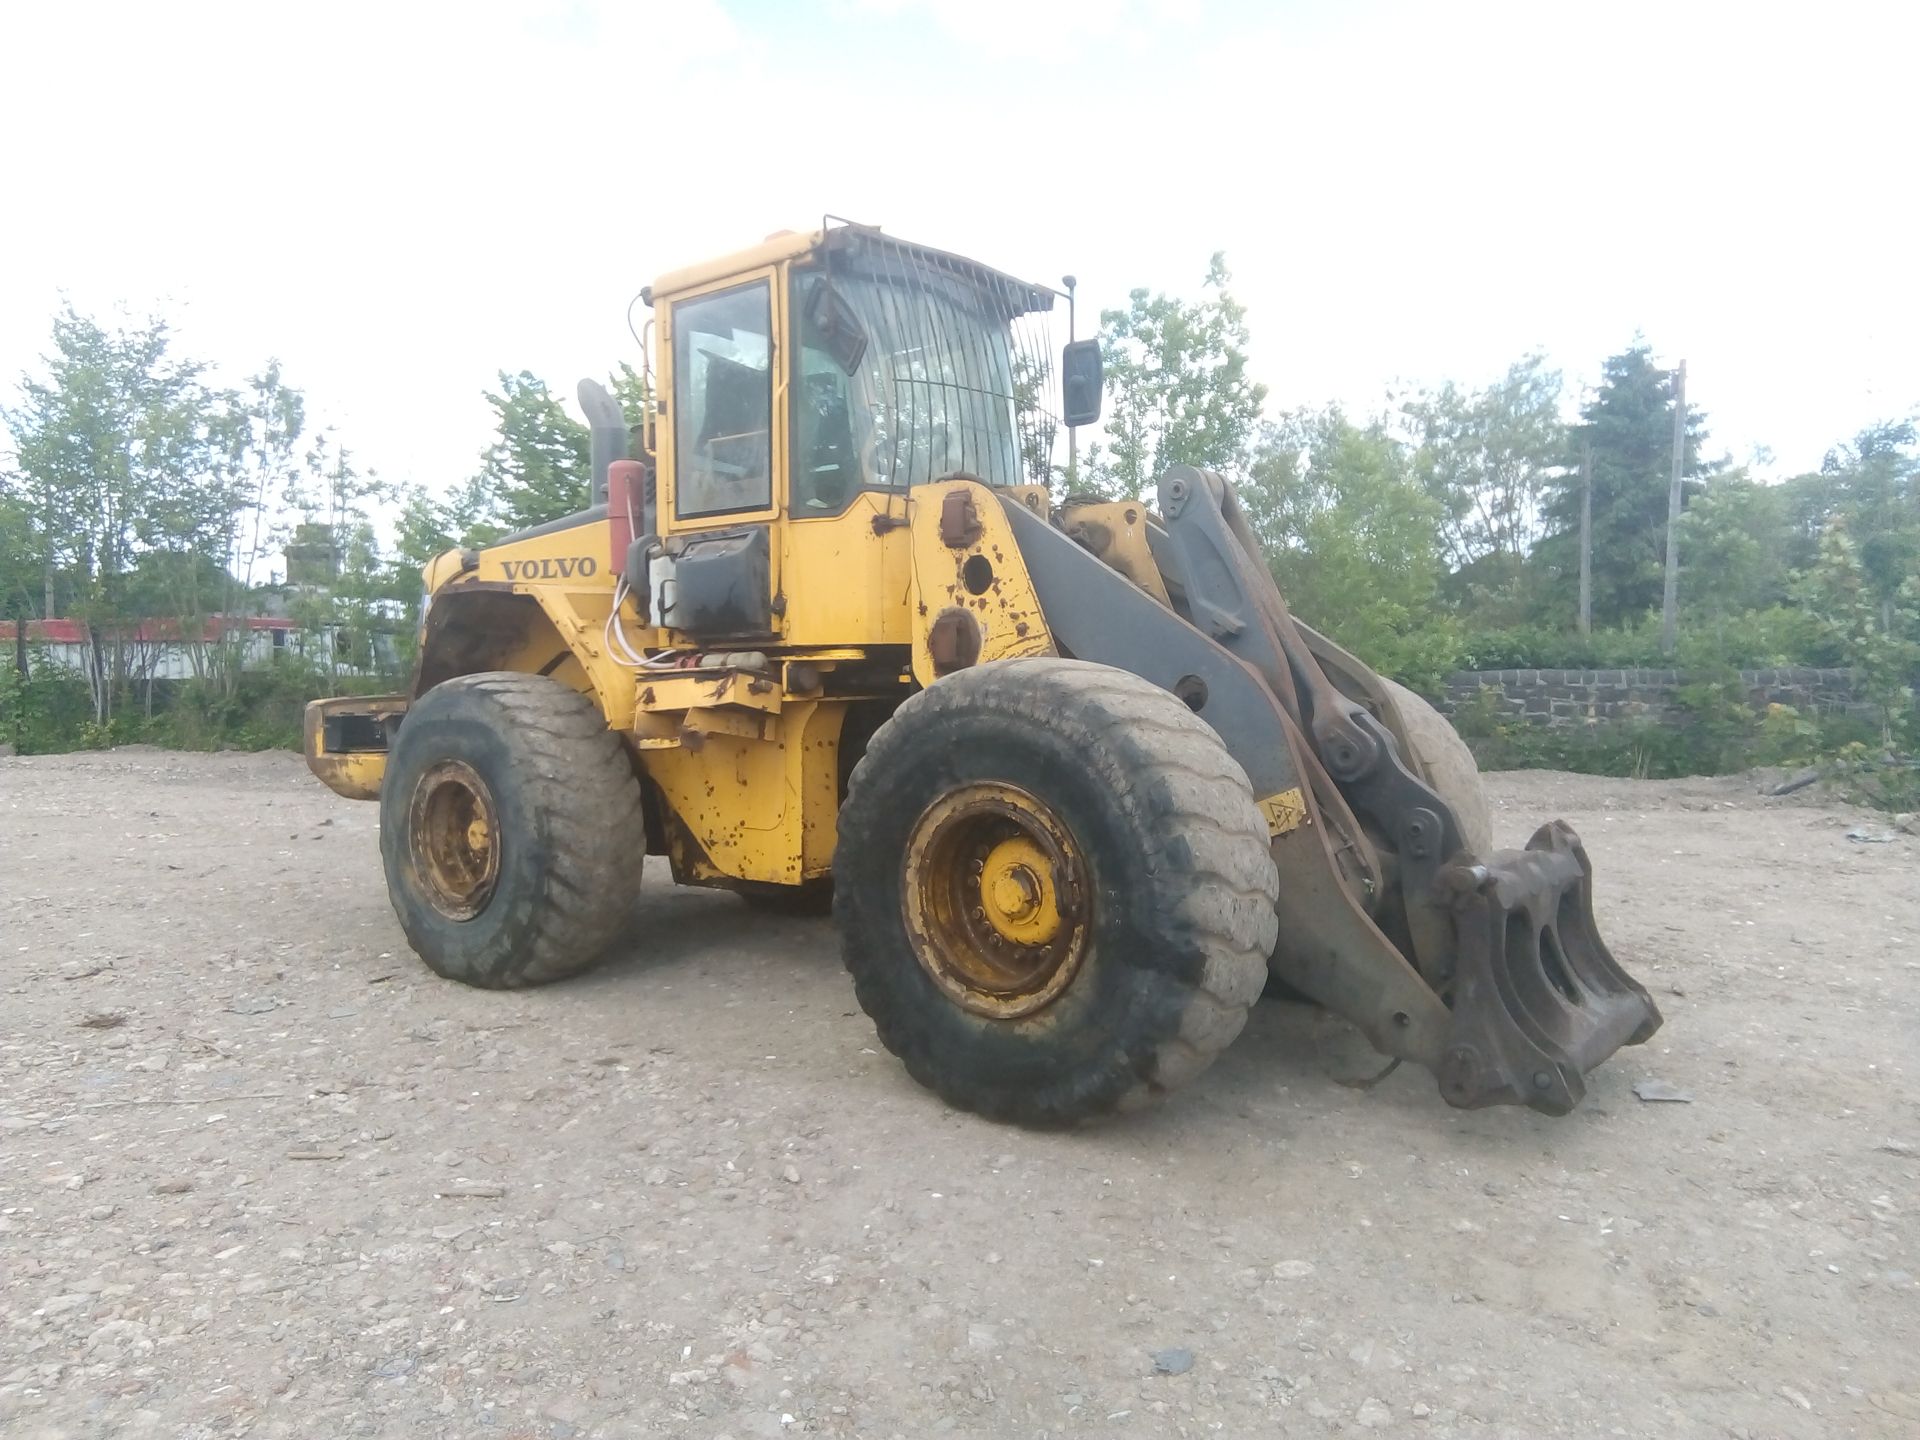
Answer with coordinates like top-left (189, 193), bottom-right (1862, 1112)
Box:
top-left (649, 225), bottom-right (1077, 645)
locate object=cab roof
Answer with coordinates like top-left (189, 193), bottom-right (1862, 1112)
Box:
top-left (648, 223), bottom-right (1054, 314)
top-left (650, 229), bottom-right (821, 298)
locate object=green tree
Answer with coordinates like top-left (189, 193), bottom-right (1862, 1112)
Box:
top-left (1815, 420), bottom-right (1918, 627)
top-left (1011, 349), bottom-right (1059, 491)
top-left (1676, 472), bottom-right (1789, 618)
top-left (1534, 343), bottom-right (1713, 628)
top-left (1, 305), bottom-right (226, 722)
top-left (220, 365), bottom-right (308, 586)
top-left (393, 476), bottom-right (503, 570)
top-left (133, 365), bottom-right (311, 703)
top-left (395, 366), bottom-right (646, 569)
top-left (1775, 468), bottom-right (1842, 577)
top-left (1240, 408), bottom-right (1458, 690)
top-left (1402, 354), bottom-right (1567, 572)
top-left (609, 360), bottom-right (652, 434)
top-left (1400, 354), bottom-right (1567, 627)
top-left (0, 490), bottom-right (37, 677)
top-left (285, 434), bottom-right (411, 683)
top-left (1669, 470), bottom-right (1826, 668)
top-left (1088, 254), bottom-right (1267, 500)
top-left (1795, 522), bottom-right (1919, 747)
top-left (476, 371), bottom-right (591, 532)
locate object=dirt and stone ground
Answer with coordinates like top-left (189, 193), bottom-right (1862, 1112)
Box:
top-left (2, 748), bottom-right (1916, 1439)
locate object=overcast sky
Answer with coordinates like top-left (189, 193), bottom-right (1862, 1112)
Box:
top-left (3, 0), bottom-right (1914, 504)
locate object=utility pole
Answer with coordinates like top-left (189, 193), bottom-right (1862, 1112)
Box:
top-left (1659, 359), bottom-right (1686, 656)
top-left (1063, 274), bottom-right (1078, 492)
top-left (1578, 438), bottom-right (1592, 636)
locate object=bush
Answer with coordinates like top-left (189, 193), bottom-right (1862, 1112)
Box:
top-left (1669, 661), bottom-right (1757, 774)
top-left (1453, 621), bottom-right (1668, 672)
top-left (1362, 616), bottom-right (1464, 698)
top-left (0, 658), bottom-right (94, 754)
top-left (1826, 744), bottom-right (1920, 813)
top-left (142, 661), bottom-right (404, 752)
top-left (1456, 659), bottom-right (1761, 778)
top-left (1453, 607), bottom-right (1840, 675)
top-left (1463, 716), bottom-right (1717, 779)
top-left (1457, 685), bottom-right (1894, 782)
top-left (0, 651), bottom-right (407, 757)
top-left (1685, 606), bottom-right (1839, 668)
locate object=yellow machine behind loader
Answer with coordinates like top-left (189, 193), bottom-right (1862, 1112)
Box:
top-left (305, 221), bottom-right (1660, 1126)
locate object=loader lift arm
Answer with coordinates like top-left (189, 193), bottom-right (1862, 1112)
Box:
top-left (1002, 473), bottom-right (1662, 1115)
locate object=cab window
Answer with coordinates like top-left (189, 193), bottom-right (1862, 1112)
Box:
top-left (673, 281), bottom-right (773, 519)
top-left (789, 265), bottom-right (1024, 500)
top-left (792, 274), bottom-right (873, 513)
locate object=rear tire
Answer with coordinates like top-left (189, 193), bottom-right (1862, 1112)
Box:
top-left (380, 672), bottom-right (646, 988)
top-left (834, 658), bottom-right (1278, 1126)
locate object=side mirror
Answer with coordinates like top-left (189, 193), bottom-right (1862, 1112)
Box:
top-left (805, 279), bottom-right (869, 375)
top-left (1061, 338), bottom-right (1103, 427)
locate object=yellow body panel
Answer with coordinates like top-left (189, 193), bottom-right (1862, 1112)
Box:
top-left (1058, 500), bottom-right (1172, 606)
top-left (781, 492), bottom-right (914, 646)
top-left (641, 701), bottom-right (844, 883)
top-left (907, 480), bottom-right (1055, 686)
top-left (467, 525), bottom-right (613, 591)
top-left (421, 521), bottom-right (642, 728)
top-left (421, 547), bottom-right (471, 595)
top-left (1001, 485), bottom-right (1052, 521)
top-left (636, 669), bottom-right (783, 717)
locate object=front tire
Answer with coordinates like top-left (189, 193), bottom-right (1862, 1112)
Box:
top-left (379, 672), bottom-right (646, 988)
top-left (834, 659), bottom-right (1278, 1126)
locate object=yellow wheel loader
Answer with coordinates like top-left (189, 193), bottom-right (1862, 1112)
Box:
top-left (304, 221), bottom-right (1660, 1126)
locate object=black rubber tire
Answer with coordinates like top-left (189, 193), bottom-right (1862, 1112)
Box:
top-left (833, 657), bottom-right (1279, 1126)
top-left (380, 672), bottom-right (646, 988)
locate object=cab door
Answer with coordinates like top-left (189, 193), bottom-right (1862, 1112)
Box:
top-left (657, 267), bottom-right (785, 640)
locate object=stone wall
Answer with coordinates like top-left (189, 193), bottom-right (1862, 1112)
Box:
top-left (1434, 666), bottom-right (1886, 728)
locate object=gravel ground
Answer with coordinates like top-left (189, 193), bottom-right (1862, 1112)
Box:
top-left (2, 748), bottom-right (1916, 1439)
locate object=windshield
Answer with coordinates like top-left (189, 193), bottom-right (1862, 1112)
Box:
top-left (791, 253), bottom-right (1060, 511)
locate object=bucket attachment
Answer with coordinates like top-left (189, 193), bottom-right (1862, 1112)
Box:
top-left (1436, 821), bottom-right (1662, 1115)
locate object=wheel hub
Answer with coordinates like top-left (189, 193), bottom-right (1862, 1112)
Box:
top-left (409, 759), bottom-right (501, 921)
top-left (979, 836), bottom-right (1061, 944)
top-left (902, 783), bottom-right (1088, 1019)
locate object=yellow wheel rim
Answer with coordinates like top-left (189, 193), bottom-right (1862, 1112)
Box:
top-left (409, 759), bottom-right (501, 921)
top-left (902, 783), bottom-right (1089, 1019)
